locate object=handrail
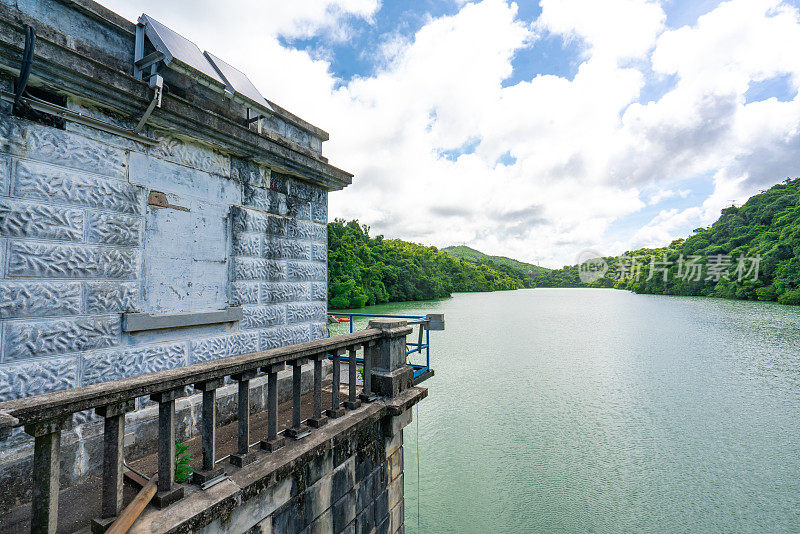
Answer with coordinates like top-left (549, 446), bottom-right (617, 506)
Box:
top-left (330, 313), bottom-right (427, 319)
top-left (0, 319), bottom-right (414, 534)
top-left (0, 328), bottom-right (395, 427)
top-left (327, 312), bottom-right (443, 385)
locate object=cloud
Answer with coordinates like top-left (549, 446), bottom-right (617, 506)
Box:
top-left (430, 206), bottom-right (473, 218)
top-left (631, 206), bottom-right (703, 247)
top-left (537, 0), bottom-right (665, 60)
top-left (647, 187), bottom-right (690, 205)
top-left (97, 0), bottom-right (800, 267)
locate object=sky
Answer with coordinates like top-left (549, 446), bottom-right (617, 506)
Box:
top-left (101, 0), bottom-right (800, 267)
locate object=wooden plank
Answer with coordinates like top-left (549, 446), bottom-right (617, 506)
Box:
top-left (106, 477), bottom-right (157, 534)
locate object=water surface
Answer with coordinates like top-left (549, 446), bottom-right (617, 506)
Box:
top-left (332, 289), bottom-right (800, 533)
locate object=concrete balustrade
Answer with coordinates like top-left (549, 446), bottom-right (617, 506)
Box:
top-left (0, 323), bottom-right (415, 533)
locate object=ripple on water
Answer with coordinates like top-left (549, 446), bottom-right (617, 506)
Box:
top-left (345, 290), bottom-right (800, 534)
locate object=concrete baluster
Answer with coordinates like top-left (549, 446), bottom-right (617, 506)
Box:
top-left (192, 378), bottom-right (225, 483)
top-left (260, 363), bottom-right (286, 452)
top-left (149, 388), bottom-right (185, 508)
top-left (344, 346), bottom-right (362, 410)
top-left (308, 354), bottom-right (328, 428)
top-left (360, 340), bottom-right (378, 402)
top-left (327, 348), bottom-right (346, 418)
top-left (230, 370), bottom-right (258, 467)
top-left (285, 359), bottom-right (310, 440)
top-left (90, 399), bottom-right (135, 532)
top-left (25, 417), bottom-right (71, 534)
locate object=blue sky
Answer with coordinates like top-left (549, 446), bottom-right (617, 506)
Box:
top-left (104, 0), bottom-right (800, 266)
top-left (281, 0), bottom-right (746, 86)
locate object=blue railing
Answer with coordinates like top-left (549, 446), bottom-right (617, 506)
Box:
top-left (327, 313), bottom-right (443, 384)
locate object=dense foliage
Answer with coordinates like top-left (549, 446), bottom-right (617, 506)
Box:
top-left (329, 178), bottom-right (800, 307)
top-left (445, 245), bottom-right (584, 288)
top-left (327, 220), bottom-right (521, 308)
top-left (443, 246), bottom-right (543, 276)
top-left (535, 178), bottom-right (800, 304)
top-left (580, 178), bottom-right (800, 304)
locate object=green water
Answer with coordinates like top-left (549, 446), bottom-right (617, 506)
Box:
top-left (332, 289), bottom-right (800, 533)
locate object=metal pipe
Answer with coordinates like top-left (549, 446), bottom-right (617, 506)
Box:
top-left (14, 26), bottom-right (35, 109)
top-left (426, 328), bottom-right (430, 369)
top-left (328, 313), bottom-right (425, 319)
top-left (0, 91), bottom-right (158, 146)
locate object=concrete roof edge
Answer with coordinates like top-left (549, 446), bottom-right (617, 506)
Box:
top-left (0, 7), bottom-right (353, 190)
top-left (56, 0), bottom-right (332, 143)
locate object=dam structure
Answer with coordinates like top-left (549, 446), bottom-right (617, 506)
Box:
top-left (0, 1), bottom-right (427, 532)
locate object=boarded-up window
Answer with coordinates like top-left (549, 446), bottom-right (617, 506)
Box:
top-left (130, 152), bottom-right (240, 315)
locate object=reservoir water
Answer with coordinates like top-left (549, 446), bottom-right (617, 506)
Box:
top-left (331, 288), bottom-right (800, 533)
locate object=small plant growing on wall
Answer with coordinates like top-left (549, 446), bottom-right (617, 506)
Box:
top-left (174, 440), bottom-right (194, 483)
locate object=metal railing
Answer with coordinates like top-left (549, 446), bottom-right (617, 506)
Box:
top-left (327, 313), bottom-right (443, 384)
top-left (0, 322), bottom-right (412, 534)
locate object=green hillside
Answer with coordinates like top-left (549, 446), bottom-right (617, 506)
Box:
top-left (444, 178), bottom-right (800, 302)
top-left (327, 220), bottom-right (523, 309)
top-left (575, 178), bottom-right (800, 304)
top-left (329, 178), bottom-right (800, 308)
top-left (443, 245), bottom-right (546, 275)
top-left (444, 245), bottom-right (582, 288)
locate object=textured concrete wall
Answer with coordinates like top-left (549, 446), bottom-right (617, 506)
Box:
top-left (0, 1), bottom-right (357, 523)
top-left (0, 111), bottom-right (328, 402)
top-left (0, 98), bottom-right (331, 506)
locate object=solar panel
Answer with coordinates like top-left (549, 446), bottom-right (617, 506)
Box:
top-left (204, 52), bottom-right (274, 114)
top-left (138, 14), bottom-right (226, 88)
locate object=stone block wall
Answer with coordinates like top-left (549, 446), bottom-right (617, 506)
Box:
top-left (0, 0), bottom-right (361, 521)
top-left (0, 111), bottom-right (329, 403)
top-left (0, 101), bottom-right (332, 506)
top-left (195, 407), bottom-right (413, 534)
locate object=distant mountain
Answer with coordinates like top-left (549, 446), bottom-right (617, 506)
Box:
top-left (442, 245), bottom-right (548, 275)
top-left (443, 246), bottom-right (583, 288)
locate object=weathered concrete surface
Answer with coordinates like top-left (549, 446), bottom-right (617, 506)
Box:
top-left (0, 2), bottom-right (349, 181)
top-left (0, 360), bottom-right (332, 511)
top-left (0, 0), bottom-right (352, 510)
top-left (0, 0), bottom-right (342, 402)
top-left (0, 385), bottom-right (426, 534)
top-left (123, 307), bottom-right (244, 332)
top-left (134, 387), bottom-right (425, 534)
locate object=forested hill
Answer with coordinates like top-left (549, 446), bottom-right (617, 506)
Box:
top-left (443, 246), bottom-right (545, 275)
top-left (571, 178), bottom-right (800, 304)
top-left (327, 220), bottom-right (529, 308)
top-left (444, 178), bottom-right (800, 305)
top-left (328, 178), bottom-right (800, 308)
top-left (443, 245), bottom-right (583, 288)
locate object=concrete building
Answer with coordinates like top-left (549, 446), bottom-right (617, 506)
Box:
top-left (0, 2), bottom-right (426, 533)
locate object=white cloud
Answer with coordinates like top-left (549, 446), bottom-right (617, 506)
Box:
top-left (537, 0), bottom-right (665, 60)
top-left (647, 187), bottom-right (690, 205)
top-left (631, 206), bottom-right (702, 247)
top-left (97, 0), bottom-right (800, 267)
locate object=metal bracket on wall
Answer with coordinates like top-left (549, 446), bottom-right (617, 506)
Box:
top-left (245, 107), bottom-right (263, 133)
top-left (0, 90), bottom-right (158, 146)
top-left (134, 73), bottom-right (163, 133)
